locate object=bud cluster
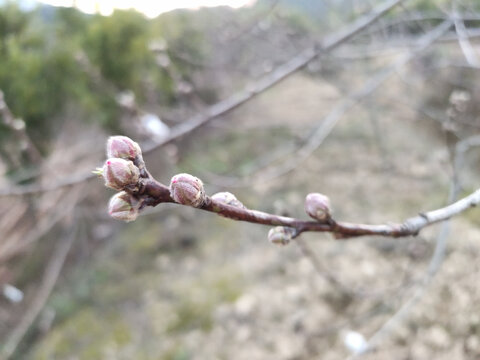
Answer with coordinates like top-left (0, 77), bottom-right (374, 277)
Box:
top-left (95, 136), bottom-right (145, 222)
top-left (97, 136), bottom-right (338, 242)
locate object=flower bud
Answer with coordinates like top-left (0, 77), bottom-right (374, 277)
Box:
top-left (169, 173), bottom-right (206, 207)
top-left (106, 136), bottom-right (142, 161)
top-left (268, 226), bottom-right (293, 246)
top-left (211, 192), bottom-right (245, 209)
top-left (102, 158), bottom-right (140, 190)
top-left (305, 193), bottom-right (331, 221)
top-left (108, 191), bottom-right (139, 222)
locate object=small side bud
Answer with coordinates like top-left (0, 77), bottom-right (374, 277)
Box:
top-left (108, 191), bottom-right (139, 222)
top-left (268, 226), bottom-right (294, 246)
top-left (305, 193), bottom-right (331, 221)
top-left (106, 136), bottom-right (142, 161)
top-left (211, 192), bottom-right (245, 209)
top-left (103, 158), bottom-right (140, 190)
top-left (170, 173), bottom-right (206, 207)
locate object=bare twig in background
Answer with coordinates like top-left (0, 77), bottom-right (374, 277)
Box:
top-left (295, 238), bottom-right (357, 297)
top-left (1, 223), bottom-right (78, 359)
top-left (295, 239), bottom-right (410, 299)
top-left (141, 0), bottom-right (404, 153)
top-left (452, 5), bottom-right (480, 68)
top-left (200, 20), bottom-right (452, 188)
top-left (361, 10), bottom-right (480, 37)
top-left (0, 90), bottom-right (42, 164)
top-left (268, 20), bottom-right (451, 182)
top-left (346, 190), bottom-right (456, 359)
top-left (0, 187), bottom-right (84, 263)
top-left (0, 125), bottom-right (93, 265)
top-left (0, 0), bottom-right (404, 197)
top-left (344, 118), bottom-right (480, 359)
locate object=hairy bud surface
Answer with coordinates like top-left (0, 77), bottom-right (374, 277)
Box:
top-left (108, 191), bottom-right (139, 222)
top-left (103, 158), bottom-right (140, 190)
top-left (170, 173), bottom-right (206, 207)
top-left (211, 192), bottom-right (245, 209)
top-left (106, 136), bottom-right (142, 161)
top-left (305, 193), bottom-right (331, 221)
top-left (268, 226), bottom-right (293, 246)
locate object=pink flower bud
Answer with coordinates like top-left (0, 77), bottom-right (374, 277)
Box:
top-left (106, 136), bottom-right (142, 160)
top-left (169, 173), bottom-right (205, 207)
top-left (108, 191), bottom-right (139, 222)
top-left (102, 158), bottom-right (140, 190)
top-left (305, 193), bottom-right (331, 221)
top-left (268, 226), bottom-right (293, 246)
top-left (211, 192), bottom-right (245, 209)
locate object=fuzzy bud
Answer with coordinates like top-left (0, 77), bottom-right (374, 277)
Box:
top-left (211, 192), bottom-right (245, 209)
top-left (305, 193), bottom-right (331, 221)
top-left (106, 136), bottom-right (142, 161)
top-left (268, 226), bottom-right (294, 246)
top-left (102, 158), bottom-right (140, 190)
top-left (169, 173), bottom-right (206, 207)
top-left (108, 191), bottom-right (139, 222)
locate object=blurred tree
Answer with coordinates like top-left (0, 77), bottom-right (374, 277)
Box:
top-left (0, 4), bottom-right (208, 172)
top-left (84, 10), bottom-right (152, 93)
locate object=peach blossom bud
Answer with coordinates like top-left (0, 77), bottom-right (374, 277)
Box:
top-left (169, 173), bottom-right (205, 207)
top-left (106, 136), bottom-right (142, 160)
top-left (268, 226), bottom-right (293, 246)
top-left (211, 192), bottom-right (245, 209)
top-left (102, 158), bottom-right (139, 190)
top-left (108, 191), bottom-right (139, 222)
top-left (305, 193), bottom-right (331, 221)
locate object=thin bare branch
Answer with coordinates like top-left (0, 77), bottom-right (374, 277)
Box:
top-left (138, 169), bottom-right (480, 239)
top-left (452, 6), bottom-right (480, 68)
top-left (199, 20), bottom-right (453, 188)
top-left (345, 132), bottom-right (480, 358)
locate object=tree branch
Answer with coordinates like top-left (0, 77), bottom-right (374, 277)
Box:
top-left (452, 5), bottom-right (480, 68)
top-left (134, 167), bottom-right (480, 240)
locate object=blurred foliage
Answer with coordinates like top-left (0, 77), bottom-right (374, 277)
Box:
top-left (0, 2), bottom-right (206, 154)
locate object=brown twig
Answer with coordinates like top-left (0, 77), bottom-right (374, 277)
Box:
top-left (136, 171), bottom-right (480, 239)
top-left (0, 0), bottom-right (404, 198)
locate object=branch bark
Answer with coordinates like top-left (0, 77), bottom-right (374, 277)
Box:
top-left (138, 174), bottom-right (480, 240)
